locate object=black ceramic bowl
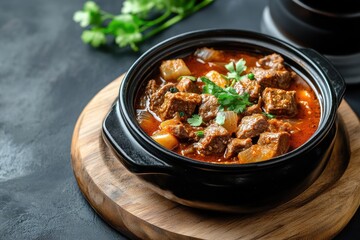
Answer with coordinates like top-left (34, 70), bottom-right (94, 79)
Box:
top-left (103, 29), bottom-right (345, 213)
top-left (261, 0), bottom-right (360, 84)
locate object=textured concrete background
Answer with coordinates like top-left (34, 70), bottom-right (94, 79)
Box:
top-left (1, 0), bottom-right (359, 239)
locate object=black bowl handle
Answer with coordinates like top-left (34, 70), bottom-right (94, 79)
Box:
top-left (300, 48), bottom-right (346, 107)
top-left (102, 102), bottom-right (173, 174)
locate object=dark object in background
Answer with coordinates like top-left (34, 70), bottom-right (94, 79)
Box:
top-left (261, 0), bottom-right (360, 84)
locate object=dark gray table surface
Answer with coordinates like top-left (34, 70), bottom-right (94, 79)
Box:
top-left (1, 0), bottom-right (359, 239)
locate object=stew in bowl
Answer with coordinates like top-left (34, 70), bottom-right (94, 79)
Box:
top-left (103, 29), bottom-right (345, 212)
top-left (135, 48), bottom-right (321, 164)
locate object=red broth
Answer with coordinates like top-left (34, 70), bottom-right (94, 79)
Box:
top-left (135, 49), bottom-right (320, 164)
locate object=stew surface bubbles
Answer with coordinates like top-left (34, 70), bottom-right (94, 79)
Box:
top-left (135, 48), bottom-right (321, 164)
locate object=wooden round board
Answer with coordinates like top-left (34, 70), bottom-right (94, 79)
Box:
top-left (71, 75), bottom-right (360, 240)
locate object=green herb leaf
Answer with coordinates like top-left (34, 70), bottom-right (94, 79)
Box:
top-left (73, 1), bottom-right (102, 28)
top-left (225, 59), bottom-right (247, 81)
top-left (74, 0), bottom-right (214, 51)
top-left (263, 112), bottom-right (275, 119)
top-left (195, 130), bottom-right (204, 138)
top-left (121, 0), bottom-right (165, 17)
top-left (187, 114), bottom-right (203, 127)
top-left (201, 77), bottom-right (252, 113)
top-left (73, 11), bottom-right (91, 27)
top-left (84, 1), bottom-right (100, 12)
top-left (235, 59), bottom-right (246, 74)
top-left (225, 61), bottom-right (235, 73)
top-left (178, 75), bottom-right (197, 81)
top-left (179, 111), bottom-right (185, 117)
top-left (106, 14), bottom-right (143, 35)
top-left (105, 14), bottom-right (144, 51)
top-left (215, 112), bottom-right (225, 125)
top-left (81, 29), bottom-right (106, 47)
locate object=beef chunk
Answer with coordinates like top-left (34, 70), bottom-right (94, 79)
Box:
top-left (233, 77), bottom-right (261, 101)
top-left (160, 59), bottom-right (191, 81)
top-left (257, 53), bottom-right (285, 70)
top-left (258, 131), bottom-right (291, 156)
top-left (138, 80), bottom-right (158, 108)
top-left (236, 113), bottom-right (269, 139)
top-left (181, 144), bottom-right (197, 155)
top-left (243, 98), bottom-right (262, 116)
top-left (252, 67), bottom-right (293, 89)
top-left (185, 125), bottom-right (205, 142)
top-left (196, 124), bottom-right (231, 155)
top-left (237, 131), bottom-right (290, 163)
top-left (158, 92), bottom-right (201, 120)
top-left (198, 94), bottom-right (219, 122)
top-left (176, 77), bottom-right (200, 93)
top-left (224, 138), bottom-right (252, 159)
top-left (267, 118), bottom-right (293, 134)
top-left (144, 79), bottom-right (157, 97)
top-left (149, 83), bottom-right (176, 111)
top-left (163, 124), bottom-right (190, 140)
top-left (252, 54), bottom-right (294, 90)
top-left (262, 87), bottom-right (298, 117)
top-left (163, 122), bottom-right (203, 141)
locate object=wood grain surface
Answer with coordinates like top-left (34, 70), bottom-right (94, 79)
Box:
top-left (71, 75), bottom-right (360, 240)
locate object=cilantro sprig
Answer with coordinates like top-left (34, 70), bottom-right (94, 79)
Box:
top-left (263, 112), bottom-right (275, 119)
top-left (74, 0), bottom-right (214, 51)
top-left (201, 77), bottom-right (252, 113)
top-left (195, 130), bottom-right (204, 138)
top-left (225, 59), bottom-right (247, 81)
top-left (178, 75), bottom-right (197, 82)
top-left (187, 114), bottom-right (203, 126)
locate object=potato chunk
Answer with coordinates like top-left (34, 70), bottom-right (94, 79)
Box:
top-left (160, 59), bottom-right (191, 81)
top-left (205, 70), bottom-right (227, 88)
top-left (151, 132), bottom-right (179, 150)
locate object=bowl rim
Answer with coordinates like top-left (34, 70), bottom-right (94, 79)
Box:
top-left (118, 28), bottom-right (339, 170)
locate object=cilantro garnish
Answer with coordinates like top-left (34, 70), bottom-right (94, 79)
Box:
top-left (187, 114), bottom-right (203, 127)
top-left (215, 112), bottom-right (225, 125)
top-left (263, 112), bottom-right (276, 119)
top-left (81, 30), bottom-right (107, 47)
top-left (195, 130), bottom-right (204, 138)
top-left (74, 0), bottom-right (214, 51)
top-left (201, 77), bottom-right (252, 114)
top-left (178, 76), bottom-right (197, 82)
top-left (225, 59), bottom-right (247, 81)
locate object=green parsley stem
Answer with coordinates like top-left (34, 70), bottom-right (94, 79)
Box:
top-left (140, 9), bottom-right (172, 32)
top-left (142, 14), bottom-right (183, 41)
top-left (192, 0), bottom-right (214, 14)
top-left (100, 11), bottom-right (115, 21)
top-left (142, 0), bottom-right (214, 41)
